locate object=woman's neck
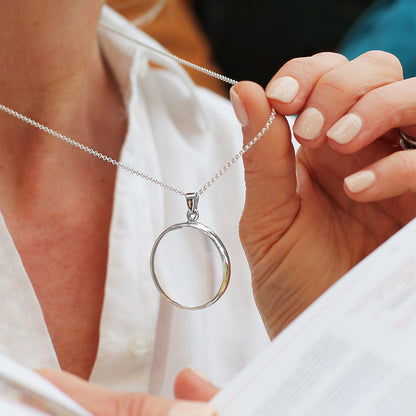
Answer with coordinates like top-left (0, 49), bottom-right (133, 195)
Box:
top-left (0, 1), bottom-right (127, 209)
top-left (0, 1), bottom-right (125, 173)
top-left (0, 1), bottom-right (105, 110)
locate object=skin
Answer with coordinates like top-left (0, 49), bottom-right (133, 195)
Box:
top-left (38, 368), bottom-right (219, 416)
top-left (233, 51), bottom-right (416, 338)
top-left (0, 0), bottom-right (126, 379)
top-left (0, 1), bottom-right (217, 414)
top-left (1, 1), bottom-right (415, 414)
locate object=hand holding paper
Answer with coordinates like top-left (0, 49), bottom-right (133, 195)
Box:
top-left (212, 218), bottom-right (416, 415)
top-left (0, 357), bottom-right (218, 416)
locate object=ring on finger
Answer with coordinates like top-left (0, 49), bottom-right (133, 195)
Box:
top-left (399, 130), bottom-right (416, 150)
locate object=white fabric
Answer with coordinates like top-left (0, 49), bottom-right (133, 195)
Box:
top-left (0, 6), bottom-right (269, 397)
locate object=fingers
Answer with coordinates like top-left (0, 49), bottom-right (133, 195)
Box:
top-left (230, 81), bottom-right (298, 261)
top-left (265, 51), bottom-right (416, 205)
top-left (266, 51), bottom-right (406, 149)
top-left (343, 149), bottom-right (416, 201)
top-left (266, 52), bottom-right (348, 113)
top-left (37, 369), bottom-right (217, 416)
top-left (327, 77), bottom-right (416, 153)
top-left (174, 367), bottom-right (219, 402)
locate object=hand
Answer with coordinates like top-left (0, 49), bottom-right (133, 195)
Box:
top-left (230, 51), bottom-right (416, 338)
top-left (38, 367), bottom-right (219, 416)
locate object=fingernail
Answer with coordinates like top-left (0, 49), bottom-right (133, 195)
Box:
top-left (188, 366), bottom-right (211, 382)
top-left (230, 87), bottom-right (249, 126)
top-left (344, 170), bottom-right (376, 193)
top-left (293, 107), bottom-right (324, 141)
top-left (266, 76), bottom-right (299, 103)
top-left (327, 113), bottom-right (362, 144)
top-left (168, 402), bottom-right (217, 416)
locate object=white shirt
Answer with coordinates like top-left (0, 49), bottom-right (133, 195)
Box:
top-left (0, 6), bottom-right (269, 398)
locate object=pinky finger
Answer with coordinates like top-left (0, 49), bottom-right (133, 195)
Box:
top-left (343, 149), bottom-right (416, 200)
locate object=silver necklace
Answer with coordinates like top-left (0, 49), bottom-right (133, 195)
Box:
top-left (0, 24), bottom-right (276, 310)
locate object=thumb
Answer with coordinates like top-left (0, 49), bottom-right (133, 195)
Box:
top-left (230, 82), bottom-right (299, 262)
top-left (37, 369), bottom-right (216, 416)
top-left (174, 367), bottom-right (220, 402)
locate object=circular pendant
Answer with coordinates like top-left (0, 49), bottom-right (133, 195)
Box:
top-left (150, 221), bottom-right (231, 310)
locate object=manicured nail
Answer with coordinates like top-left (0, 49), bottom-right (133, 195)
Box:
top-left (293, 107), bottom-right (324, 140)
top-left (327, 113), bottom-right (362, 144)
top-left (344, 170), bottom-right (376, 193)
top-left (230, 87), bottom-right (249, 127)
top-left (168, 402), bottom-right (217, 416)
top-left (188, 366), bottom-right (211, 382)
top-left (266, 76), bottom-right (299, 103)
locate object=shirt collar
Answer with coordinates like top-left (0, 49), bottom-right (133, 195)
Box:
top-left (98, 5), bottom-right (211, 129)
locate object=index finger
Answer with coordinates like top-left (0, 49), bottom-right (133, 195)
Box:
top-left (265, 52), bottom-right (348, 114)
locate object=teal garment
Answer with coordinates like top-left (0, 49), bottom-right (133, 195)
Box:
top-left (339, 0), bottom-right (416, 78)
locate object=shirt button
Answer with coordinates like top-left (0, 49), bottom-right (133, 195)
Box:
top-left (128, 335), bottom-right (149, 357)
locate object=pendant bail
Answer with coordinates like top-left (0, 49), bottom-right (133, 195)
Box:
top-left (186, 192), bottom-right (200, 222)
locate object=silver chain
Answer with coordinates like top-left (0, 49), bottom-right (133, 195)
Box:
top-left (198, 110), bottom-right (275, 195)
top-left (101, 24), bottom-right (241, 86)
top-left (0, 25), bottom-right (277, 197)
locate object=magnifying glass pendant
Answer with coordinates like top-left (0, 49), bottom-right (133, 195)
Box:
top-left (150, 193), bottom-right (231, 310)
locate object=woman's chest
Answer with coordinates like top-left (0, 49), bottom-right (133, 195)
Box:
top-left (1, 193), bottom-right (113, 379)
